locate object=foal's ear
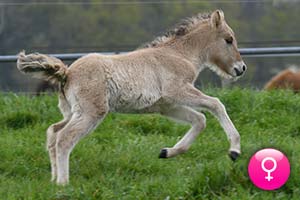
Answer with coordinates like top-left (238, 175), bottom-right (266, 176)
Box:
top-left (211, 10), bottom-right (225, 29)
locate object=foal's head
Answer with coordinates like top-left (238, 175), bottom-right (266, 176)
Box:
top-left (144, 10), bottom-right (246, 80)
top-left (203, 10), bottom-right (246, 80)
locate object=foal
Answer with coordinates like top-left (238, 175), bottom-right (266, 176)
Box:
top-left (17, 10), bottom-right (246, 185)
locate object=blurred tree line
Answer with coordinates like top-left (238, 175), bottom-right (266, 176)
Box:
top-left (0, 0), bottom-right (299, 92)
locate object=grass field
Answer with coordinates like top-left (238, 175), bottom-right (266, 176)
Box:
top-left (1, 88), bottom-right (300, 200)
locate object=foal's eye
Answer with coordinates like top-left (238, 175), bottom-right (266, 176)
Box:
top-left (225, 37), bottom-right (233, 44)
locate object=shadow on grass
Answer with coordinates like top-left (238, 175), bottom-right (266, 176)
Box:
top-left (1, 112), bottom-right (38, 129)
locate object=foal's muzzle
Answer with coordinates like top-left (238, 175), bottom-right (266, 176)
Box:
top-left (233, 62), bottom-right (247, 77)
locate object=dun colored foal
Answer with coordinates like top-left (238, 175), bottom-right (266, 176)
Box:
top-left (17, 10), bottom-right (246, 185)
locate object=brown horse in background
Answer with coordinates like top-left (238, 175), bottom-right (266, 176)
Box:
top-left (264, 67), bottom-right (300, 92)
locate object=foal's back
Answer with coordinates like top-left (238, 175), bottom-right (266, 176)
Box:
top-left (65, 48), bottom-right (190, 113)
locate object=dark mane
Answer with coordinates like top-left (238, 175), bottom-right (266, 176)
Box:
top-left (142, 12), bottom-right (211, 48)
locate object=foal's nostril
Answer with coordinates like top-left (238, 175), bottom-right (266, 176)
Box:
top-left (234, 67), bottom-right (243, 76)
top-left (242, 65), bottom-right (247, 72)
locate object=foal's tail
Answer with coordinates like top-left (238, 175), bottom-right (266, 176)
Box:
top-left (17, 51), bottom-right (67, 85)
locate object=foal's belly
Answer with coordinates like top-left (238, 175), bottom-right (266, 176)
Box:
top-left (105, 65), bottom-right (162, 113)
top-left (108, 92), bottom-right (162, 113)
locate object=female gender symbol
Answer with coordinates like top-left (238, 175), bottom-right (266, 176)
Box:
top-left (261, 157), bottom-right (277, 181)
top-left (248, 148), bottom-right (290, 190)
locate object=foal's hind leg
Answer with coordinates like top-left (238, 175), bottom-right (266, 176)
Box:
top-left (55, 107), bottom-right (107, 185)
top-left (46, 95), bottom-right (71, 181)
top-left (159, 105), bottom-right (206, 158)
top-left (47, 119), bottom-right (69, 181)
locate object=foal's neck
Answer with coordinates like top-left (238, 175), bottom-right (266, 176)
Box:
top-left (167, 26), bottom-right (211, 72)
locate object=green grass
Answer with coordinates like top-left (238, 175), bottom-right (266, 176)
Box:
top-left (1, 88), bottom-right (300, 200)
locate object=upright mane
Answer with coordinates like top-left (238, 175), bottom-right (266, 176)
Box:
top-left (142, 12), bottom-right (211, 48)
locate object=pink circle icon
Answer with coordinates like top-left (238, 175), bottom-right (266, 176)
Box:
top-left (248, 148), bottom-right (290, 190)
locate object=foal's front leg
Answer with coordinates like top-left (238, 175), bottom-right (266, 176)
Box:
top-left (159, 105), bottom-right (206, 158)
top-left (168, 84), bottom-right (241, 160)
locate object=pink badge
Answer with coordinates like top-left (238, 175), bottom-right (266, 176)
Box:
top-left (248, 148), bottom-right (290, 190)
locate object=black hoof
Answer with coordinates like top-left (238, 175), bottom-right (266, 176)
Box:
top-left (159, 149), bottom-right (168, 158)
top-left (229, 151), bottom-right (240, 161)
